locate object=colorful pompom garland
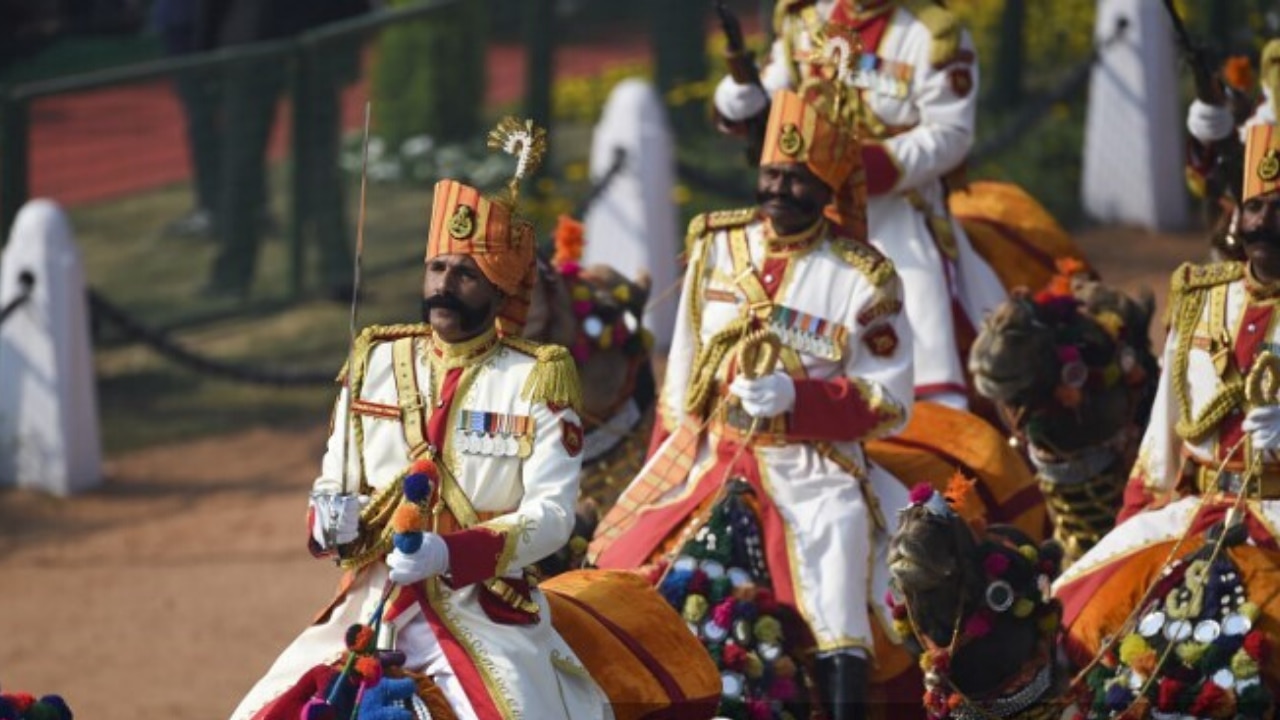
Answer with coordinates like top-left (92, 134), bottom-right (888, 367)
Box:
top-left (649, 482), bottom-right (805, 720)
top-left (1028, 258), bottom-right (1148, 413)
top-left (0, 692), bottom-right (72, 720)
top-left (1082, 553), bottom-right (1273, 720)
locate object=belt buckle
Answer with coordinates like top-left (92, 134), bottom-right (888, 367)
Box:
top-left (1217, 469), bottom-right (1244, 494)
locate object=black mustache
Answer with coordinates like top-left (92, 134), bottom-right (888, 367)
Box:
top-left (756, 190), bottom-right (822, 215)
top-left (422, 293), bottom-right (465, 313)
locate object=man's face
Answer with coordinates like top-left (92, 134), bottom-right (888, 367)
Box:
top-left (422, 254), bottom-right (502, 342)
top-left (1240, 190), bottom-right (1280, 277)
top-left (757, 162), bottom-right (833, 234)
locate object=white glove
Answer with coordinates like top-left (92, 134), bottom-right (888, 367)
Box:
top-left (729, 371), bottom-right (797, 419)
top-left (387, 532), bottom-right (450, 585)
top-left (309, 493), bottom-right (369, 548)
top-left (714, 74), bottom-right (769, 122)
top-left (1243, 405), bottom-right (1280, 451)
top-left (1186, 99), bottom-right (1235, 143)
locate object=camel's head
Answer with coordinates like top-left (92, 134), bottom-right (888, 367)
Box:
top-left (888, 481), bottom-right (1064, 656)
top-left (969, 266), bottom-right (1158, 455)
top-left (524, 255), bottom-right (654, 424)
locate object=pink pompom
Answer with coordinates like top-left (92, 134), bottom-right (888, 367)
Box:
top-left (908, 483), bottom-right (934, 505)
top-left (963, 610), bottom-right (994, 639)
top-left (747, 698), bottom-right (773, 720)
top-left (571, 300), bottom-right (593, 318)
top-left (982, 553), bottom-right (1011, 578)
top-left (770, 676), bottom-right (798, 702)
top-left (712, 598), bottom-right (736, 628)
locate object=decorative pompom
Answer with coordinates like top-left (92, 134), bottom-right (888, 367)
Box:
top-left (1189, 682), bottom-right (1229, 718)
top-left (22, 702), bottom-right (61, 720)
top-left (722, 642), bottom-right (748, 671)
top-left (571, 300), bottom-right (594, 319)
top-left (773, 656), bottom-right (797, 679)
top-left (1176, 641), bottom-right (1207, 667)
top-left (687, 569), bottom-right (710, 595)
top-left (658, 569), bottom-right (693, 608)
top-left (754, 588), bottom-right (778, 615)
top-left (35, 696), bottom-right (70, 720)
top-left (4, 696), bottom-right (33, 713)
top-left (355, 655), bottom-right (383, 685)
top-left (1012, 598), bottom-right (1036, 618)
top-left (402, 473), bottom-right (434, 504)
top-left (345, 624), bottom-right (375, 652)
top-left (1156, 677), bottom-right (1184, 712)
top-left (712, 598), bottom-right (736, 629)
top-left (409, 458), bottom-right (439, 480)
top-left (394, 531), bottom-right (424, 554)
top-left (908, 483), bottom-right (934, 505)
top-left (983, 553), bottom-right (1010, 578)
top-left (963, 609), bottom-right (993, 639)
top-left (1243, 630), bottom-right (1268, 661)
top-left (1118, 633), bottom-right (1151, 665)
top-left (1130, 649), bottom-right (1157, 678)
top-left (1237, 682), bottom-right (1272, 718)
top-left (300, 697), bottom-right (337, 720)
top-left (1222, 55), bottom-right (1255, 92)
top-left (552, 215), bottom-right (585, 267)
top-left (753, 616), bottom-right (783, 644)
top-left (391, 504), bottom-right (428, 534)
top-left (682, 594), bottom-right (710, 623)
top-left (746, 698), bottom-right (772, 720)
top-left (1232, 649), bottom-right (1261, 680)
top-left (743, 652), bottom-right (765, 679)
top-left (1105, 683), bottom-right (1135, 711)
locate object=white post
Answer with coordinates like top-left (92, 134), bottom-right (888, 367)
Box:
top-left (1081, 0), bottom-right (1188, 231)
top-left (0, 199), bottom-right (102, 495)
top-left (583, 78), bottom-right (680, 351)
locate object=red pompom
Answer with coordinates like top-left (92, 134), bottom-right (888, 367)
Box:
top-left (410, 458), bottom-right (439, 480)
top-left (1189, 682), bottom-right (1228, 717)
top-left (688, 569), bottom-right (710, 595)
top-left (908, 483), bottom-right (934, 505)
top-left (983, 553), bottom-right (1011, 578)
top-left (722, 642), bottom-right (748, 671)
top-left (4, 694), bottom-right (34, 712)
top-left (1157, 678), bottom-right (1184, 711)
top-left (1244, 630), bottom-right (1268, 661)
top-left (755, 588), bottom-right (778, 614)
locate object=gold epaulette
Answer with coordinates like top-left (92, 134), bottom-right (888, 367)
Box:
top-left (684, 208), bottom-right (756, 256)
top-left (1170, 260), bottom-right (1244, 295)
top-left (901, 0), bottom-right (961, 68)
top-left (335, 323), bottom-right (431, 384)
top-left (504, 337), bottom-right (584, 413)
top-left (831, 237), bottom-right (896, 287)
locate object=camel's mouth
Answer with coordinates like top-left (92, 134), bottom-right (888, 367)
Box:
top-left (887, 531), bottom-right (955, 591)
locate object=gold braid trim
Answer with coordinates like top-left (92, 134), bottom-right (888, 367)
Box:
top-left (685, 316), bottom-right (754, 417)
top-left (901, 0), bottom-right (960, 68)
top-left (338, 472), bottom-right (408, 571)
top-left (336, 323), bottom-right (431, 493)
top-left (504, 338), bottom-right (584, 412)
top-left (831, 237), bottom-right (896, 287)
top-left (1169, 262), bottom-right (1247, 442)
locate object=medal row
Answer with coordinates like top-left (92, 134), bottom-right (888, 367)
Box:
top-left (456, 410), bottom-right (534, 458)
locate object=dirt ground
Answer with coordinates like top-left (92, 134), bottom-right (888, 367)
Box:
top-left (0, 224), bottom-right (1207, 718)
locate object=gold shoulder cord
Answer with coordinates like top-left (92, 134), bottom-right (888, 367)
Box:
top-left (1173, 282), bottom-right (1244, 442)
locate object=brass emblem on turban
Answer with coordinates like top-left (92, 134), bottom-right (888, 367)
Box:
top-left (448, 205), bottom-right (476, 240)
top-left (779, 123), bottom-right (804, 157)
top-left (1260, 149), bottom-right (1280, 183)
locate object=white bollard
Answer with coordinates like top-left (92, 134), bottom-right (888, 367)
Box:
top-left (1081, 0), bottom-right (1188, 231)
top-left (583, 78), bottom-right (680, 351)
top-left (0, 199), bottom-right (102, 495)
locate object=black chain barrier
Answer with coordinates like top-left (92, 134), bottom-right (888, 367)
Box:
top-left (87, 289), bottom-right (337, 387)
top-left (82, 148), bottom-right (635, 387)
top-left (0, 271), bottom-right (35, 327)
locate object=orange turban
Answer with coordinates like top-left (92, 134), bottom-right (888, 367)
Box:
top-left (1243, 124), bottom-right (1280, 202)
top-left (759, 89), bottom-right (868, 241)
top-left (426, 179), bottom-right (536, 334)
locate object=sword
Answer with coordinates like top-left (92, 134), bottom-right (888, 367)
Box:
top-left (317, 101), bottom-right (374, 556)
top-left (1160, 0), bottom-right (1223, 104)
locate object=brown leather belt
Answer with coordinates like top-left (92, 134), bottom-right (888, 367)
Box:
top-left (1192, 461), bottom-right (1280, 499)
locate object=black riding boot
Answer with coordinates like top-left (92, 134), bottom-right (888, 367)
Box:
top-left (815, 652), bottom-right (870, 720)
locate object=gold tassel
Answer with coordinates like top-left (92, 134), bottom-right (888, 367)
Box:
top-left (521, 344), bottom-right (584, 413)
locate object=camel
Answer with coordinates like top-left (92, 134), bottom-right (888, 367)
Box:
top-left (886, 480), bottom-right (1078, 720)
top-left (968, 266), bottom-right (1158, 563)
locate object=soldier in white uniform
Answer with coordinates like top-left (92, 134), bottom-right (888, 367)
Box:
top-left (591, 89), bottom-right (914, 720)
top-left (714, 0), bottom-right (1004, 410)
top-left (1054, 124), bottom-right (1280, 690)
top-left (231, 171), bottom-right (611, 719)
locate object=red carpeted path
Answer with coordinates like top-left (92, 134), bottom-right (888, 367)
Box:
top-left (22, 30), bottom-right (658, 208)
